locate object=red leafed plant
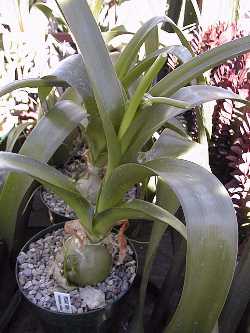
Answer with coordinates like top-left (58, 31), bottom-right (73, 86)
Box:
top-left (190, 22), bottom-right (250, 228)
top-left (226, 108), bottom-right (250, 225)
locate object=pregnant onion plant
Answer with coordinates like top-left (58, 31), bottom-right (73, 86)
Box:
top-left (0, 0), bottom-right (250, 331)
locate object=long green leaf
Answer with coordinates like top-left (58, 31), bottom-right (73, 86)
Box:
top-left (56, 0), bottom-right (125, 130)
top-left (135, 158), bottom-right (237, 333)
top-left (142, 96), bottom-right (192, 109)
top-left (46, 55), bottom-right (90, 101)
top-left (97, 163), bottom-right (154, 212)
top-left (115, 16), bottom-right (193, 80)
top-left (0, 100), bottom-right (86, 248)
top-left (122, 85), bottom-right (249, 160)
top-left (150, 36), bottom-right (250, 97)
top-left (34, 2), bottom-right (53, 20)
top-left (131, 180), bottom-right (179, 333)
top-left (122, 45), bottom-right (192, 88)
top-left (93, 199), bottom-right (186, 239)
top-left (56, 0), bottom-right (123, 174)
top-left (0, 152), bottom-right (78, 193)
top-left (45, 54), bottom-right (107, 165)
top-left (0, 78), bottom-right (67, 99)
top-left (138, 128), bottom-right (209, 169)
top-left (103, 25), bottom-right (133, 44)
top-left (118, 55), bottom-right (167, 139)
top-left (6, 122), bottom-right (34, 152)
top-left (144, 26), bottom-right (159, 56)
top-left (97, 157), bottom-right (237, 331)
top-left (0, 152), bottom-right (93, 235)
top-left (173, 85), bottom-right (250, 108)
top-left (134, 126), bottom-right (210, 331)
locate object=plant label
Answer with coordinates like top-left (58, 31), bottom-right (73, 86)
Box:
top-left (54, 291), bottom-right (72, 313)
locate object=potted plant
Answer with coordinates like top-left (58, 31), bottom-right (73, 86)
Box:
top-left (0, 0), bottom-right (250, 331)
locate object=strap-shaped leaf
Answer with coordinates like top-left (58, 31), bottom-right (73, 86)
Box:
top-left (137, 158), bottom-right (237, 333)
top-left (0, 152), bottom-right (78, 193)
top-left (46, 54), bottom-right (92, 101)
top-left (45, 54), bottom-right (106, 165)
top-left (122, 45), bottom-right (192, 88)
top-left (150, 35), bottom-right (250, 97)
top-left (97, 157), bottom-right (237, 331)
top-left (0, 100), bottom-right (86, 248)
top-left (33, 2), bottom-right (54, 19)
top-left (145, 26), bottom-right (159, 57)
top-left (56, 0), bottom-right (126, 130)
top-left (142, 95), bottom-right (192, 109)
top-left (56, 0), bottom-right (124, 174)
top-left (98, 134), bottom-right (208, 214)
top-left (97, 163), bottom-right (155, 212)
top-left (164, 118), bottom-right (187, 137)
top-left (131, 179), bottom-right (179, 333)
top-left (133, 128), bottom-right (210, 332)
top-left (0, 152), bottom-right (93, 235)
top-left (6, 122), bottom-right (34, 152)
top-left (173, 85), bottom-right (250, 108)
top-left (122, 85), bottom-right (249, 160)
top-left (115, 16), bottom-right (193, 80)
top-left (93, 199), bottom-right (186, 239)
top-left (118, 55), bottom-right (167, 139)
top-left (103, 25), bottom-right (133, 43)
top-left (138, 128), bottom-right (209, 169)
top-left (0, 78), bottom-right (67, 98)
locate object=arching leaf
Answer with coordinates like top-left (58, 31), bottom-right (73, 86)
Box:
top-left (0, 100), bottom-right (86, 248)
top-left (93, 199), bottom-right (186, 239)
top-left (122, 45), bottom-right (192, 88)
top-left (0, 152), bottom-right (93, 235)
top-left (150, 36), bottom-right (250, 97)
top-left (122, 85), bottom-right (249, 160)
top-left (56, 0), bottom-right (124, 174)
top-left (116, 16), bottom-right (193, 80)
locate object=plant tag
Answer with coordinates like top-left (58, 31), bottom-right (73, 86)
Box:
top-left (54, 292), bottom-right (72, 313)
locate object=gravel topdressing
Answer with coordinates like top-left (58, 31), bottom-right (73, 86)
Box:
top-left (41, 189), bottom-right (77, 219)
top-left (41, 186), bottom-right (138, 219)
top-left (41, 144), bottom-right (137, 219)
top-left (17, 228), bottom-right (137, 314)
top-left (41, 144), bottom-right (86, 219)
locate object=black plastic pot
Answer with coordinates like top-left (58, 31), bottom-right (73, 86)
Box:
top-left (16, 222), bottom-right (138, 333)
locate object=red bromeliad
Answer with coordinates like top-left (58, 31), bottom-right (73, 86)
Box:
top-left (190, 22), bottom-right (250, 226)
top-left (226, 108), bottom-right (250, 225)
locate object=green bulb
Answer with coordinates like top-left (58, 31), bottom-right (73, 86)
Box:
top-left (64, 236), bottom-right (112, 286)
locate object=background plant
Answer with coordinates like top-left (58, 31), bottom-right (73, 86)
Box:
top-left (189, 22), bottom-right (250, 235)
top-left (0, 0), bottom-right (76, 146)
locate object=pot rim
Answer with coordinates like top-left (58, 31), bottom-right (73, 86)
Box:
top-left (16, 221), bottom-right (138, 317)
